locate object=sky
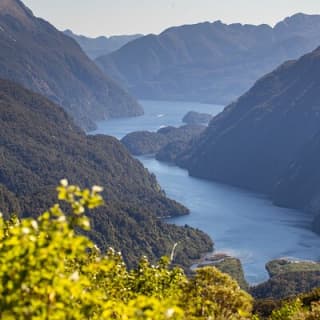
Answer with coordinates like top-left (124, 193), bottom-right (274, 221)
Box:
top-left (23, 0), bottom-right (320, 37)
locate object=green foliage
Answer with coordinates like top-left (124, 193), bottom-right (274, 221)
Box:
top-left (121, 125), bottom-right (205, 157)
top-left (251, 271), bottom-right (320, 300)
top-left (269, 300), bottom-right (303, 320)
top-left (0, 181), bottom-right (252, 319)
top-left (254, 289), bottom-right (320, 320)
top-left (212, 257), bottom-right (249, 290)
top-left (251, 260), bottom-right (320, 301)
top-left (0, 3), bottom-right (143, 130)
top-left (266, 260), bottom-right (320, 278)
top-left (181, 267), bottom-right (253, 319)
top-left (269, 299), bottom-right (320, 320)
top-left (2, 181), bottom-right (320, 319)
top-left (0, 80), bottom-right (212, 269)
top-left (253, 299), bottom-right (282, 319)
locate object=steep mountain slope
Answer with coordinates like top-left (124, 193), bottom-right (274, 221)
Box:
top-left (96, 13), bottom-right (320, 104)
top-left (178, 47), bottom-right (320, 199)
top-left (272, 130), bottom-right (320, 213)
top-left (0, 0), bottom-right (143, 129)
top-left (0, 79), bottom-right (212, 267)
top-left (64, 29), bottom-right (142, 59)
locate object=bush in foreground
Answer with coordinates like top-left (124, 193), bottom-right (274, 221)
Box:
top-left (1, 180), bottom-right (319, 319)
top-left (0, 180), bottom-right (252, 319)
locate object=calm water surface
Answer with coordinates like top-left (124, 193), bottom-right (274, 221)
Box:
top-left (94, 100), bottom-right (320, 284)
top-left (94, 100), bottom-right (223, 139)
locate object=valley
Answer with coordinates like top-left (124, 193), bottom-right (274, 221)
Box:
top-left (93, 100), bottom-right (320, 284)
top-left (2, 1), bottom-right (320, 316)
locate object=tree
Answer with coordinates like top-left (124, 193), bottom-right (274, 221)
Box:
top-left (0, 180), bottom-right (253, 319)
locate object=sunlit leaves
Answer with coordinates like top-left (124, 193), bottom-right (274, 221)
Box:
top-left (57, 179), bottom-right (104, 214)
top-left (0, 181), bottom-right (254, 319)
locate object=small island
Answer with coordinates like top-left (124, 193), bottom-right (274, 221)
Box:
top-left (183, 111), bottom-right (213, 125)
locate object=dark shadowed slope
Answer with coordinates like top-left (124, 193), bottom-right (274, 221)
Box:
top-left (0, 79), bottom-right (212, 267)
top-left (96, 13), bottom-right (320, 104)
top-left (0, 0), bottom-right (142, 129)
top-left (273, 130), bottom-right (320, 213)
top-left (178, 47), bottom-right (320, 204)
top-left (64, 29), bottom-right (143, 59)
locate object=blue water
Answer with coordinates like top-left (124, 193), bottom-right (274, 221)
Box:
top-left (94, 100), bottom-right (223, 139)
top-left (94, 100), bottom-right (320, 284)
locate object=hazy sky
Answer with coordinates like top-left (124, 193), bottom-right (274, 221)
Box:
top-left (23, 0), bottom-right (320, 37)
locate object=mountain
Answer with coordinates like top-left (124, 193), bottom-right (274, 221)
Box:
top-left (121, 125), bottom-right (205, 156)
top-left (272, 130), bottom-right (320, 214)
top-left (96, 13), bottom-right (320, 105)
top-left (0, 0), bottom-right (143, 130)
top-left (177, 46), bottom-right (320, 207)
top-left (251, 259), bottom-right (320, 300)
top-left (64, 29), bottom-right (143, 59)
top-left (0, 79), bottom-right (212, 267)
top-left (183, 111), bottom-right (213, 125)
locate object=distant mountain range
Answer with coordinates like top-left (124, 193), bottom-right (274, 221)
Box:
top-left (64, 29), bottom-right (143, 59)
top-left (96, 13), bottom-right (320, 105)
top-left (0, 0), bottom-right (142, 129)
top-left (176, 46), bottom-right (320, 218)
top-left (0, 78), bottom-right (212, 267)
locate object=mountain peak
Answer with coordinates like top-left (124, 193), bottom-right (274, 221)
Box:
top-left (0, 0), bottom-right (143, 129)
top-left (275, 12), bottom-right (320, 31)
top-left (0, 0), bottom-right (34, 26)
top-left (285, 12), bottom-right (319, 20)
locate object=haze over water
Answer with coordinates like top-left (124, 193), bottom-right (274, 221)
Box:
top-left (94, 100), bottom-right (320, 284)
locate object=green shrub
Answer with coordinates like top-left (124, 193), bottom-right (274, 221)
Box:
top-left (0, 180), bottom-right (253, 319)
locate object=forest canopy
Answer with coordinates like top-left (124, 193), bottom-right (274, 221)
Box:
top-left (0, 181), bottom-right (319, 319)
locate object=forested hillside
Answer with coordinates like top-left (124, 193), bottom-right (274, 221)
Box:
top-left (0, 0), bottom-right (142, 129)
top-left (0, 79), bottom-right (212, 267)
top-left (178, 46), bottom-right (320, 212)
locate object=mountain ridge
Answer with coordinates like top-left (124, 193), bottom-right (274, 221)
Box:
top-left (0, 0), bottom-right (143, 130)
top-left (64, 29), bottom-right (143, 59)
top-left (96, 13), bottom-right (320, 105)
top-left (175, 45), bottom-right (320, 218)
